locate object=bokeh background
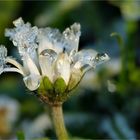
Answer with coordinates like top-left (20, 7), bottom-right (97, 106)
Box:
top-left (0, 0), bottom-right (140, 139)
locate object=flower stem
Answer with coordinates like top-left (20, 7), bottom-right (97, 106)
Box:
top-left (51, 104), bottom-right (69, 140)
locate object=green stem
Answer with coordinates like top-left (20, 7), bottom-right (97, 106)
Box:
top-left (51, 104), bottom-right (69, 140)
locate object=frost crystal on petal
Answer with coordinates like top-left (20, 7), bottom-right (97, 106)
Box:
top-left (5, 18), bottom-right (38, 56)
top-left (37, 28), bottom-right (64, 54)
top-left (0, 45), bottom-right (7, 74)
top-left (73, 49), bottom-right (97, 69)
top-left (73, 50), bottom-right (109, 73)
top-left (63, 23), bottom-right (81, 53)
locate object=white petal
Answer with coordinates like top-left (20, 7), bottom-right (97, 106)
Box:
top-left (23, 53), bottom-right (40, 76)
top-left (3, 67), bottom-right (24, 75)
top-left (39, 55), bottom-right (54, 82)
top-left (73, 49), bottom-right (97, 70)
top-left (63, 23), bottom-right (81, 54)
top-left (39, 49), bottom-right (57, 82)
top-left (73, 49), bottom-right (97, 62)
top-left (23, 74), bottom-right (41, 91)
top-left (73, 50), bottom-right (109, 73)
top-left (6, 57), bottom-right (25, 75)
top-left (38, 37), bottom-right (55, 54)
top-left (37, 28), bottom-right (63, 54)
top-left (54, 53), bottom-right (70, 85)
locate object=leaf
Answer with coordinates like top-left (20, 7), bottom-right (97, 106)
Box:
top-left (110, 32), bottom-right (124, 48)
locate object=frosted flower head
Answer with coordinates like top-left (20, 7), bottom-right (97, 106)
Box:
top-left (0, 17), bottom-right (109, 105)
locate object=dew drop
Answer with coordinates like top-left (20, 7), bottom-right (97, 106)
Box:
top-left (40, 49), bottom-right (57, 61)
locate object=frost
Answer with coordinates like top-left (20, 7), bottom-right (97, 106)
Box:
top-left (0, 45), bottom-right (7, 74)
top-left (5, 18), bottom-right (38, 56)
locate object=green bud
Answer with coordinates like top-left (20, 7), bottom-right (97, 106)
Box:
top-left (54, 77), bottom-right (67, 95)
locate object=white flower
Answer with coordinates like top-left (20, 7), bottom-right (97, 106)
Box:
top-left (0, 17), bottom-right (109, 103)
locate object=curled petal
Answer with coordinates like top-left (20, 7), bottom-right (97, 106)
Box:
top-left (72, 49), bottom-right (97, 64)
top-left (6, 57), bottom-right (25, 75)
top-left (73, 50), bottom-right (109, 73)
top-left (23, 74), bottom-right (41, 91)
top-left (23, 53), bottom-right (40, 76)
top-left (3, 67), bottom-right (24, 75)
top-left (73, 49), bottom-right (97, 70)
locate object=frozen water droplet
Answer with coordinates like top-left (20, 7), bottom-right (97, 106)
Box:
top-left (94, 53), bottom-right (110, 65)
top-left (40, 49), bottom-right (57, 61)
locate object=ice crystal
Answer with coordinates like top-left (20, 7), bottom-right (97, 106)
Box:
top-left (5, 17), bottom-right (38, 56)
top-left (0, 45), bottom-right (7, 74)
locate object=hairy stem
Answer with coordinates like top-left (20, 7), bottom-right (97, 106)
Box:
top-left (51, 104), bottom-right (69, 140)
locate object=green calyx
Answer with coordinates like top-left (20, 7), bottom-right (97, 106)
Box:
top-left (37, 70), bottom-right (83, 104)
top-left (68, 69), bottom-right (83, 91)
top-left (38, 76), bottom-right (67, 103)
top-left (54, 77), bottom-right (67, 95)
top-left (38, 76), bottom-right (53, 95)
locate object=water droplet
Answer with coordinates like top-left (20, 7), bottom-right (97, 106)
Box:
top-left (40, 49), bottom-right (57, 61)
top-left (95, 53), bottom-right (110, 64)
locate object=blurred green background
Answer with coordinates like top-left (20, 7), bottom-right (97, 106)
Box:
top-left (0, 0), bottom-right (140, 139)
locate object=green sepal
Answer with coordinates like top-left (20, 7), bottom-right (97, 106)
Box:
top-left (38, 78), bottom-right (45, 94)
top-left (54, 77), bottom-right (67, 95)
top-left (68, 69), bottom-right (83, 91)
top-left (43, 76), bottom-right (53, 93)
top-left (38, 76), bottom-right (53, 95)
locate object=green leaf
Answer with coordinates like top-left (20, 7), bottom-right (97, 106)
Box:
top-left (54, 77), bottom-right (67, 95)
top-left (110, 32), bottom-right (124, 48)
top-left (16, 131), bottom-right (25, 140)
